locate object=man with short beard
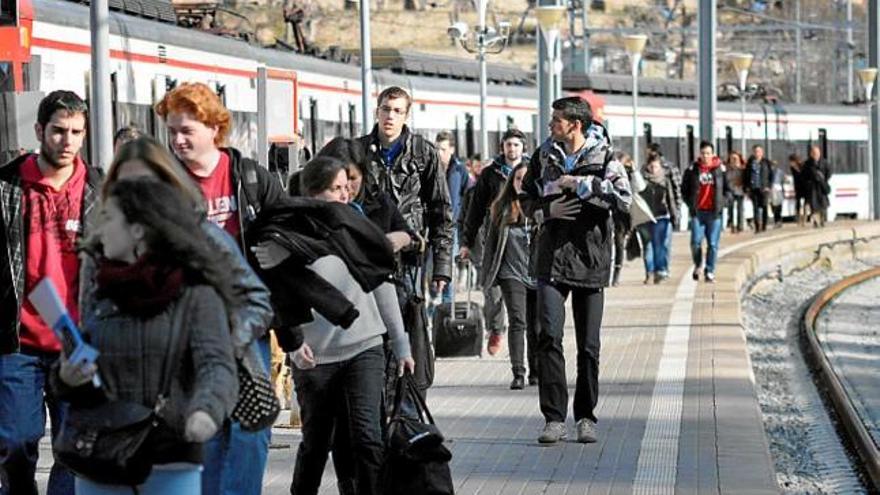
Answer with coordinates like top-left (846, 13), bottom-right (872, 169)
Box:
top-left (460, 128), bottom-right (528, 356)
top-left (0, 90), bottom-right (102, 495)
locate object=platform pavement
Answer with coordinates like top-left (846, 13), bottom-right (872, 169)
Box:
top-left (36, 221), bottom-right (880, 494)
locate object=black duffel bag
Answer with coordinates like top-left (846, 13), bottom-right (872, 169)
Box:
top-left (54, 311), bottom-right (190, 486)
top-left (382, 372), bottom-right (454, 495)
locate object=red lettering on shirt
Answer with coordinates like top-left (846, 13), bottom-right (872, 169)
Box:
top-left (187, 151), bottom-right (240, 240)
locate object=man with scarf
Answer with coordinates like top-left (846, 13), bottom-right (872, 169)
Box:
top-left (356, 86), bottom-right (454, 397)
top-left (681, 141), bottom-right (732, 283)
top-left (521, 97), bottom-right (631, 445)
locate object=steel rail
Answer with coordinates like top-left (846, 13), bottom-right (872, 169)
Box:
top-left (801, 266), bottom-right (880, 493)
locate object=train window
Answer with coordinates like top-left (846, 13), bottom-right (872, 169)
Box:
top-left (0, 0), bottom-right (15, 25)
top-left (0, 62), bottom-right (12, 92)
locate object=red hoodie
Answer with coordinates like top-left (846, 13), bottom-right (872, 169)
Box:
top-left (19, 155), bottom-right (86, 353)
top-left (696, 156), bottom-right (722, 212)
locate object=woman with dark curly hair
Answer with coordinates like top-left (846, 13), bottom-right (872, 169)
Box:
top-left (54, 179), bottom-right (238, 494)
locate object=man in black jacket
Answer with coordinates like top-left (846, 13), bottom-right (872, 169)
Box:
top-left (522, 97), bottom-right (632, 445)
top-left (356, 87), bottom-right (454, 395)
top-left (743, 145), bottom-right (772, 233)
top-left (0, 90), bottom-right (100, 495)
top-left (459, 128), bottom-right (528, 355)
top-left (156, 82), bottom-right (283, 495)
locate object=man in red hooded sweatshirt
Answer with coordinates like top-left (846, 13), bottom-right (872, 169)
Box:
top-left (0, 90), bottom-right (103, 495)
top-left (681, 141), bottom-right (731, 283)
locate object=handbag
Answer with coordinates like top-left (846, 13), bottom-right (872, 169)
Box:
top-left (382, 372), bottom-right (454, 495)
top-left (231, 340), bottom-right (281, 431)
top-left (53, 315), bottom-right (190, 486)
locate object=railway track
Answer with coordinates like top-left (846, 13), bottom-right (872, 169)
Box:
top-left (801, 267), bottom-right (880, 493)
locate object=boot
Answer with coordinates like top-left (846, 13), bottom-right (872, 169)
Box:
top-left (612, 265), bottom-right (622, 286)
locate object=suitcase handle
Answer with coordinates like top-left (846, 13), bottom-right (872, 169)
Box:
top-left (451, 256), bottom-right (473, 319)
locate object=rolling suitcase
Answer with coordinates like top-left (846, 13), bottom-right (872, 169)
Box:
top-left (432, 260), bottom-right (484, 358)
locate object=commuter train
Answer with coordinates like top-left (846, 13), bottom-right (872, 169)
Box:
top-left (0, 0), bottom-right (872, 219)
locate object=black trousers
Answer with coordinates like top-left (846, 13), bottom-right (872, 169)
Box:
top-left (498, 278), bottom-right (539, 378)
top-left (749, 190), bottom-right (769, 232)
top-left (536, 282), bottom-right (604, 423)
top-left (727, 194), bottom-right (744, 231)
top-left (291, 345), bottom-right (385, 495)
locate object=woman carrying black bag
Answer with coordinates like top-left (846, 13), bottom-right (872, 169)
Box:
top-left (252, 157), bottom-right (415, 495)
top-left (53, 179), bottom-right (238, 494)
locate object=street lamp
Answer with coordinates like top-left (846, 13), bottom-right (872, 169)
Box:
top-left (448, 2), bottom-right (510, 159)
top-left (623, 34), bottom-right (647, 167)
top-left (858, 67), bottom-right (877, 218)
top-left (535, 4), bottom-right (566, 143)
top-left (730, 53), bottom-right (754, 156)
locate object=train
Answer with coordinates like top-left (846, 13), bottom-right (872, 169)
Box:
top-left (0, 0), bottom-right (872, 220)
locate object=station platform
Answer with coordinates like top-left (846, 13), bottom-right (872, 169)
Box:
top-left (36, 222), bottom-right (880, 494)
top-left (262, 221), bottom-right (880, 495)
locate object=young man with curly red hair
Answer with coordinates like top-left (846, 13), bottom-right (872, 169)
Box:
top-left (156, 82), bottom-right (283, 495)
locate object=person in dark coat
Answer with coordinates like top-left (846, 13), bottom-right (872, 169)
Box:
top-left (743, 145), bottom-right (772, 233)
top-left (57, 179), bottom-right (238, 494)
top-left (521, 97), bottom-right (632, 445)
top-left (460, 128), bottom-right (529, 355)
top-left (788, 153), bottom-right (807, 226)
top-left (802, 145), bottom-right (831, 227)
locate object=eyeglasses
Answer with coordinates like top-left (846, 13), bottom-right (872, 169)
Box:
top-left (379, 105), bottom-right (408, 117)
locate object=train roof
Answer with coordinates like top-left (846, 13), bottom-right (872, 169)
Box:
top-left (35, 0), bottom-right (864, 118)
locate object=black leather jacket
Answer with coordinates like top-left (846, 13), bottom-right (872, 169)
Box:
top-left (357, 125), bottom-right (454, 281)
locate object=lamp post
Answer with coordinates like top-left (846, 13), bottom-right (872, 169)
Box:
top-left (730, 53), bottom-right (754, 156)
top-left (359, 0), bottom-right (373, 135)
top-left (449, 2), bottom-right (510, 158)
top-left (623, 34), bottom-right (647, 167)
top-left (858, 67), bottom-right (878, 218)
top-left (535, 4), bottom-right (566, 143)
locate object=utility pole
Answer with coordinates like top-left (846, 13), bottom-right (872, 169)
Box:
top-left (698, 0), bottom-right (716, 144)
top-left (870, 0), bottom-right (879, 218)
top-left (847, 0), bottom-right (854, 103)
top-left (89, 0), bottom-right (112, 170)
top-left (360, 0), bottom-right (373, 134)
top-left (795, 0), bottom-right (802, 104)
top-left (582, 1), bottom-right (590, 73)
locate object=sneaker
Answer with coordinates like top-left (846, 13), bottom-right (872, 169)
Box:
top-left (705, 272), bottom-right (715, 283)
top-left (538, 422), bottom-right (567, 444)
top-left (692, 267), bottom-right (702, 281)
top-left (654, 272), bottom-right (668, 284)
top-left (643, 272), bottom-right (652, 285)
top-left (576, 418), bottom-right (598, 443)
top-left (487, 333), bottom-right (504, 356)
top-left (510, 375), bottom-right (525, 390)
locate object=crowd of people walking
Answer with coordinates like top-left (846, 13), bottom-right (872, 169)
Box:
top-left (0, 84), bottom-right (836, 495)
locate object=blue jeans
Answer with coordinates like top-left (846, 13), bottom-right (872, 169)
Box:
top-left (662, 218), bottom-right (674, 274)
top-left (651, 218), bottom-right (671, 274)
top-left (690, 211), bottom-right (722, 274)
top-left (75, 464), bottom-right (201, 494)
top-left (0, 351), bottom-right (73, 495)
top-left (202, 338), bottom-right (271, 495)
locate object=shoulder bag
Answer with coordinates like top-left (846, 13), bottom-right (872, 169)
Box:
top-left (53, 318), bottom-right (190, 486)
top-left (382, 372), bottom-right (454, 495)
